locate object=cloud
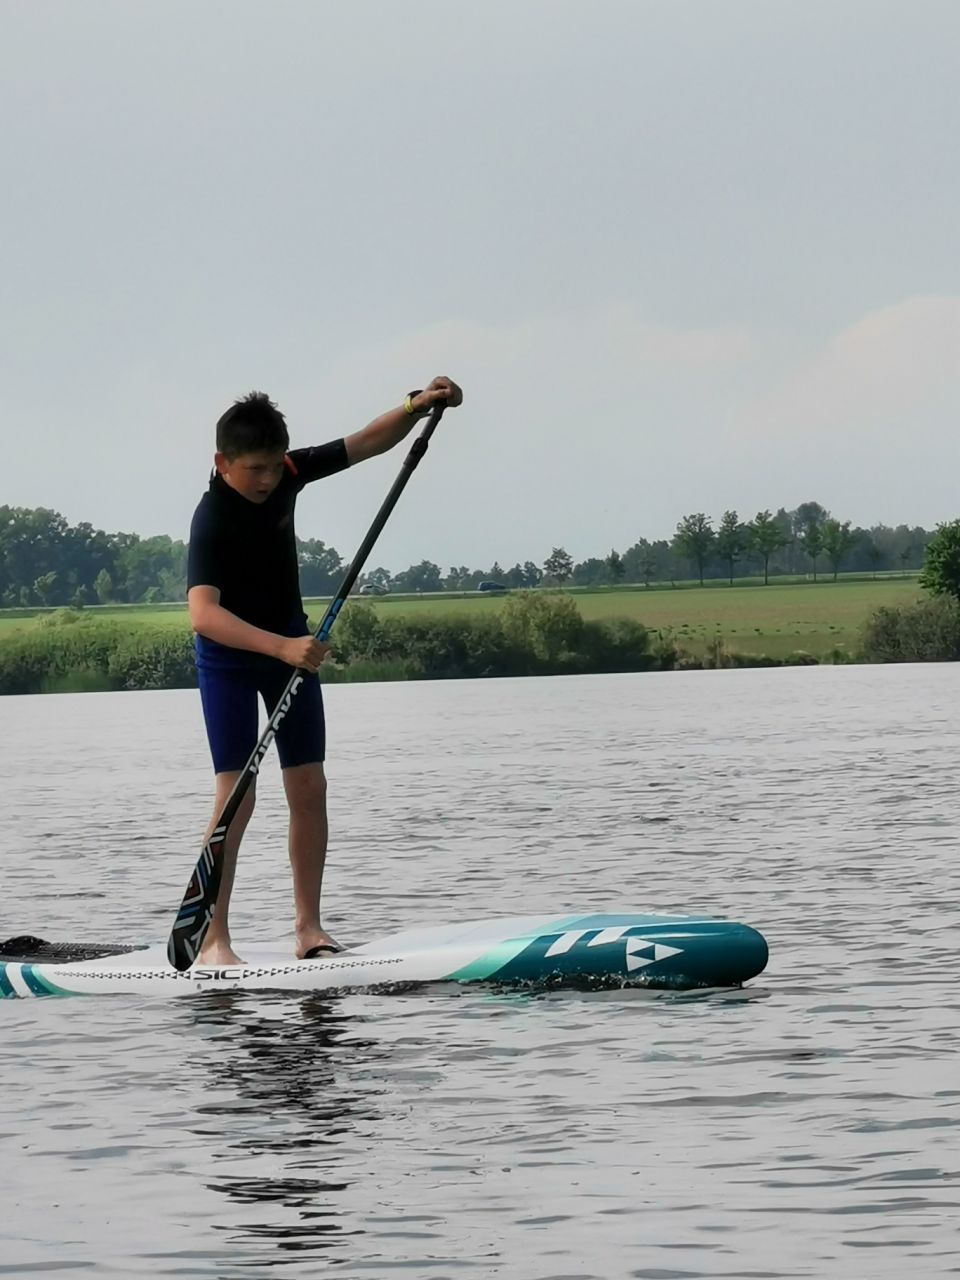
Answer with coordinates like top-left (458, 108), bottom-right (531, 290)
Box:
top-left (740, 295), bottom-right (960, 438)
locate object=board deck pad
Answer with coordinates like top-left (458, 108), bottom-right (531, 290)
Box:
top-left (0, 937), bottom-right (146, 964)
top-left (0, 912), bottom-right (768, 1000)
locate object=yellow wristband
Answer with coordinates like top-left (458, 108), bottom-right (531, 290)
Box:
top-left (403, 394), bottom-right (415, 415)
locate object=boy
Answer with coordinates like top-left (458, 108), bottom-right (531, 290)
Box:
top-left (187, 375), bottom-right (463, 966)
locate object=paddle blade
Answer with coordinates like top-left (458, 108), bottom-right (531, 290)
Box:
top-left (167, 834), bottom-right (224, 971)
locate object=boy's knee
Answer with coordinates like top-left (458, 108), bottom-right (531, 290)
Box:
top-left (215, 771), bottom-right (256, 812)
top-left (285, 762), bottom-right (327, 810)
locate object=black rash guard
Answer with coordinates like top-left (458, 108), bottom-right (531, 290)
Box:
top-left (187, 440), bottom-right (350, 634)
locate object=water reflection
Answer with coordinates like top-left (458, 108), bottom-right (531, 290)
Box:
top-left (182, 992), bottom-right (385, 1269)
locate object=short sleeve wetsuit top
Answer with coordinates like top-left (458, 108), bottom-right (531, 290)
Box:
top-left (187, 440), bottom-right (350, 774)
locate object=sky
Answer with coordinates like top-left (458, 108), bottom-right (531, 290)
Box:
top-left (3, 0), bottom-right (959, 571)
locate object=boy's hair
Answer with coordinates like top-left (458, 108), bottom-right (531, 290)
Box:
top-left (216, 391), bottom-right (290, 459)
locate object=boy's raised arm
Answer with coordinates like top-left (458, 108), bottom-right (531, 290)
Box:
top-left (344, 375), bottom-right (462, 465)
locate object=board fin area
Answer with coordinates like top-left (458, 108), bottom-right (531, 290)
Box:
top-left (0, 936), bottom-right (147, 964)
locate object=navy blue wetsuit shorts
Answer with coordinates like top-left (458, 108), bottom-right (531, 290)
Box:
top-left (196, 636), bottom-right (326, 774)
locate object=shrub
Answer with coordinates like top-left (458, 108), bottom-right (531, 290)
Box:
top-left (37, 607), bottom-right (85, 628)
top-left (500, 591), bottom-right (584, 667)
top-left (0, 621), bottom-right (196, 694)
top-left (862, 596), bottom-right (960, 663)
top-left (107, 627), bottom-right (196, 690)
top-left (919, 520), bottom-right (960, 600)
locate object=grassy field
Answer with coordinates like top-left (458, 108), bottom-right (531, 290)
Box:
top-left (0, 576), bottom-right (924, 660)
top-left (0, 603), bottom-right (191, 634)
top-left (351, 577), bottom-right (923, 659)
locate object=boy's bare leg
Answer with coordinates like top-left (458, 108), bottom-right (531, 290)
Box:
top-left (196, 771), bottom-right (255, 967)
top-left (282, 762), bottom-right (338, 957)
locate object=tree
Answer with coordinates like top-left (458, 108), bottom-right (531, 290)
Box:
top-left (773, 507), bottom-right (796, 572)
top-left (119, 533), bottom-right (187, 602)
top-left (864, 538), bottom-right (884, 578)
top-left (393, 560), bottom-right (444, 592)
top-left (639, 549), bottom-right (657, 587)
top-left (747, 511), bottom-right (788, 585)
top-left (522, 561), bottom-right (543, 587)
top-left (794, 502), bottom-right (828, 534)
top-left (297, 539), bottom-right (344, 596)
top-left (820, 519), bottom-right (856, 580)
top-left (365, 565), bottom-right (394, 591)
top-left (622, 538), bottom-right (662, 587)
top-left (33, 572), bottom-right (59, 606)
top-left (543, 547), bottom-right (574, 585)
top-left (919, 521), bottom-right (960, 600)
top-left (715, 511), bottom-right (746, 586)
top-left (798, 523), bottom-right (823, 580)
top-left (0, 507), bottom-right (68, 596)
top-left (94, 569), bottom-right (113, 604)
top-left (606, 549), bottom-right (625, 584)
top-left (573, 557), bottom-right (607, 586)
top-left (672, 514), bottom-right (714, 586)
top-left (795, 502), bottom-right (828, 581)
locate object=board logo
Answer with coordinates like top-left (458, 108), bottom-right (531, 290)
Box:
top-left (542, 927), bottom-right (683, 972)
top-left (248, 675), bottom-right (304, 775)
top-left (193, 966), bottom-right (245, 982)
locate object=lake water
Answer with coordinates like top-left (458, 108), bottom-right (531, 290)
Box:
top-left (1, 666), bottom-right (958, 1279)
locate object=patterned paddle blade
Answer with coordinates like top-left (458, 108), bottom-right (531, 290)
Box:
top-left (167, 833), bottom-right (223, 970)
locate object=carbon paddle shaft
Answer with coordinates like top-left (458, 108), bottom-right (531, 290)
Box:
top-left (167, 402), bottom-right (446, 971)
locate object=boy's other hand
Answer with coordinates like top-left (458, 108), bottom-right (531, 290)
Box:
top-left (279, 635), bottom-right (331, 673)
top-left (413, 376), bottom-right (463, 413)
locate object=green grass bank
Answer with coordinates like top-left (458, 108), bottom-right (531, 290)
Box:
top-left (0, 575), bottom-right (929, 695)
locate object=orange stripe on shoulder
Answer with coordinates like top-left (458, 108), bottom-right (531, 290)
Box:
top-left (283, 454), bottom-right (298, 476)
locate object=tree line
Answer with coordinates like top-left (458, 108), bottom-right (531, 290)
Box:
top-left (7, 520), bottom-right (960, 695)
top-left (0, 500), bottom-right (931, 609)
top-left (663, 501), bottom-right (928, 587)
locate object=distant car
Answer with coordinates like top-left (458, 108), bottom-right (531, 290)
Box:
top-left (359, 583), bottom-right (389, 595)
top-left (478, 581), bottom-right (507, 592)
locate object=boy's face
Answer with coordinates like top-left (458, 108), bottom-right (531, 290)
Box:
top-left (215, 449), bottom-right (286, 503)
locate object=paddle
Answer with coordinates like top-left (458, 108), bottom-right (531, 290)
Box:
top-left (167, 401), bottom-right (447, 971)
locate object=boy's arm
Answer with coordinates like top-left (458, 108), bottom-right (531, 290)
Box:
top-left (188, 587), bottom-right (328, 672)
top-left (344, 375), bottom-right (462, 465)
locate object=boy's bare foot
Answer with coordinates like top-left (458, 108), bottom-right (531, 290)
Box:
top-left (195, 939), bottom-right (245, 967)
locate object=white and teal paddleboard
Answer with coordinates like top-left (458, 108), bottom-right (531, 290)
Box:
top-left (0, 911), bottom-right (767, 999)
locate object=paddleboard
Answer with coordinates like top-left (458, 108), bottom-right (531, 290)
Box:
top-left (0, 911), bottom-right (768, 999)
